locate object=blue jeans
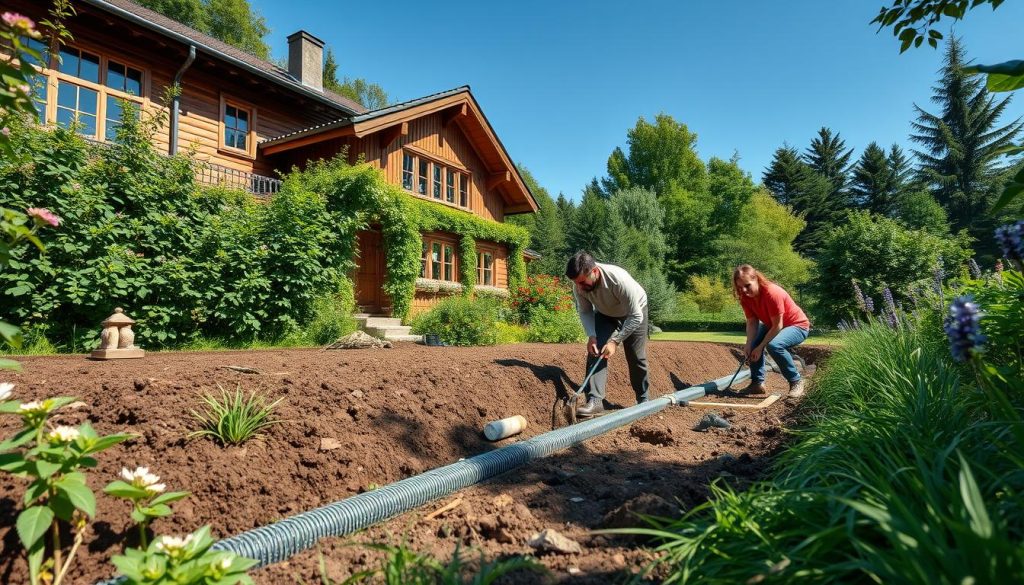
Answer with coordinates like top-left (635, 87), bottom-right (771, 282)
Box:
top-left (751, 324), bottom-right (809, 383)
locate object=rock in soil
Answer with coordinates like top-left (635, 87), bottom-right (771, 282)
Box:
top-left (325, 331), bottom-right (392, 349)
top-left (528, 528), bottom-right (583, 554)
top-left (693, 412), bottom-right (732, 431)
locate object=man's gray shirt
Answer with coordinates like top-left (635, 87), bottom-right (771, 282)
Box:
top-left (572, 262), bottom-right (648, 344)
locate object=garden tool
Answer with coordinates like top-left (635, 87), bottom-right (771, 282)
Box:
top-left (552, 356), bottom-right (605, 429)
top-left (723, 356), bottom-right (748, 392)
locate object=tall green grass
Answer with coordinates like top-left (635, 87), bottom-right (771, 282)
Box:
top-left (614, 323), bottom-right (1024, 584)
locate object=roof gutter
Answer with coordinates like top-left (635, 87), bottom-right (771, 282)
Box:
top-left (168, 45), bottom-right (196, 155)
top-left (81, 0), bottom-right (358, 116)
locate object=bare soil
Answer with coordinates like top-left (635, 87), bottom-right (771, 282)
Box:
top-left (0, 341), bottom-right (828, 584)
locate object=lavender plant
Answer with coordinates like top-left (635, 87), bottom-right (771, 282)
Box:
top-left (943, 296), bottom-right (986, 362)
top-left (995, 220), bottom-right (1023, 269)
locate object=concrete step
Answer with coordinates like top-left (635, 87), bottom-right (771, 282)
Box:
top-left (388, 334), bottom-right (424, 343)
top-left (353, 314), bottom-right (402, 328)
top-left (364, 325), bottom-right (413, 339)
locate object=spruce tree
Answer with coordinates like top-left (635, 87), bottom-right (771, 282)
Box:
top-left (911, 37), bottom-right (1023, 237)
top-left (804, 127), bottom-right (854, 206)
top-left (762, 145), bottom-right (804, 206)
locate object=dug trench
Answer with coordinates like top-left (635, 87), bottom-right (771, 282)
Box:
top-left (0, 341), bottom-right (829, 584)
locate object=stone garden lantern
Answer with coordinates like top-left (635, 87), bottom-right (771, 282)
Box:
top-left (90, 308), bottom-right (145, 360)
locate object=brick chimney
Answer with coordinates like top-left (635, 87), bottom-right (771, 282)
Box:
top-left (287, 30), bottom-right (324, 91)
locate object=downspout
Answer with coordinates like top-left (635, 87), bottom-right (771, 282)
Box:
top-left (169, 45), bottom-right (196, 156)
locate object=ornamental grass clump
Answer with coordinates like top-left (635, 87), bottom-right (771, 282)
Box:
top-left (189, 385), bottom-right (283, 446)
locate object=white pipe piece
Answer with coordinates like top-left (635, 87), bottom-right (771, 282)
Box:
top-left (483, 415), bottom-right (528, 441)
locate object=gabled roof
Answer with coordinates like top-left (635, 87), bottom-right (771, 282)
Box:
top-left (261, 87), bottom-right (538, 215)
top-left (81, 0), bottom-right (366, 115)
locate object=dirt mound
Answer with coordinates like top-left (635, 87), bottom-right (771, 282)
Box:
top-left (0, 341), bottom-right (826, 583)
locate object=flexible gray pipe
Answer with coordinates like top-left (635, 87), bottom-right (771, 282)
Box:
top-left (96, 366), bottom-right (752, 583)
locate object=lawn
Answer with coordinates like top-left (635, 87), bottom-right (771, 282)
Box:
top-left (652, 330), bottom-right (845, 346)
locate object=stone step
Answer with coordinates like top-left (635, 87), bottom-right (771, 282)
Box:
top-left (388, 334), bottom-right (424, 343)
top-left (364, 325), bottom-right (413, 339)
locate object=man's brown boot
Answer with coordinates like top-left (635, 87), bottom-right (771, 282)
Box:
top-left (738, 381), bottom-right (767, 395)
top-left (576, 396), bottom-right (605, 417)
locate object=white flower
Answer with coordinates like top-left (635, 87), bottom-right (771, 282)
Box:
top-left (48, 426), bottom-right (80, 443)
top-left (19, 400), bottom-right (44, 413)
top-left (0, 382), bottom-right (13, 401)
top-left (155, 533), bottom-right (193, 554)
top-left (219, 557), bottom-right (232, 570)
top-left (122, 466), bottom-right (165, 493)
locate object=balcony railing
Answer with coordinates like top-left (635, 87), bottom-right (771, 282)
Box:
top-left (195, 161), bottom-right (282, 198)
top-left (83, 137), bottom-right (281, 198)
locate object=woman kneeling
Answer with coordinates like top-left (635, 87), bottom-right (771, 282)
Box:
top-left (733, 264), bottom-right (810, 395)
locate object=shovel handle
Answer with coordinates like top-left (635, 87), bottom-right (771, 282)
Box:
top-left (572, 356), bottom-right (605, 399)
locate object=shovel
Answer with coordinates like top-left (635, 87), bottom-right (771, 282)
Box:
top-left (723, 355), bottom-right (748, 392)
top-left (552, 356), bottom-right (605, 429)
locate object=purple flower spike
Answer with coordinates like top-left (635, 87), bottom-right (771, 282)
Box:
top-left (944, 295), bottom-right (986, 362)
top-left (932, 256), bottom-right (945, 295)
top-left (882, 287), bottom-right (896, 314)
top-left (852, 280), bottom-right (866, 311)
top-left (864, 296), bottom-right (875, 314)
top-left (968, 258), bottom-right (981, 279)
top-left (994, 221), bottom-right (1023, 262)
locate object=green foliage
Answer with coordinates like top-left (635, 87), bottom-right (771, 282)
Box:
top-left (323, 47), bottom-right (389, 110)
top-left (615, 302), bottom-right (1024, 583)
top-left (911, 37), bottom-right (1023, 257)
top-left (686, 275), bottom-right (732, 314)
top-left (507, 165), bottom-right (566, 277)
top-left (104, 468), bottom-right (189, 549)
top-left (334, 542), bottom-right (546, 585)
top-left (112, 525), bottom-right (257, 585)
top-left (850, 142), bottom-right (913, 214)
top-left (812, 210), bottom-right (970, 325)
top-left (525, 307), bottom-right (586, 343)
top-left (298, 280), bottom-right (357, 345)
top-left (410, 297), bottom-right (499, 346)
top-left (891, 188), bottom-right (950, 235)
top-left (494, 321), bottom-right (528, 344)
top-left (871, 0), bottom-right (1004, 52)
top-left (189, 385), bottom-right (283, 446)
top-left (1, 393), bottom-right (134, 584)
top-left (135, 0), bottom-right (271, 60)
top-left (717, 190), bottom-right (813, 290)
top-left (508, 275), bottom-right (574, 324)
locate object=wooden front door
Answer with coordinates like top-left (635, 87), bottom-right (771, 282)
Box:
top-left (354, 230), bottom-right (385, 313)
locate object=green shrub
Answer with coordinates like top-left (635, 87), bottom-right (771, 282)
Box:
top-left (298, 278), bottom-right (356, 345)
top-left (617, 293), bottom-right (1024, 584)
top-left (509, 274), bottom-right (574, 325)
top-left (495, 321), bottom-right (528, 344)
top-left (686, 275), bottom-right (733, 314)
top-left (189, 385), bottom-right (283, 446)
top-left (410, 297), bottom-right (499, 346)
top-left (526, 307), bottom-right (586, 343)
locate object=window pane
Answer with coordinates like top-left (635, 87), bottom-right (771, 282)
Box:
top-left (431, 243), bottom-right (441, 277)
top-left (107, 62), bottom-right (126, 91)
top-left (420, 241), bottom-right (427, 277)
top-left (402, 154), bottom-right (414, 190)
top-left (236, 132), bottom-right (247, 151)
top-left (225, 106), bottom-right (236, 130)
top-left (225, 129), bottom-right (236, 149)
top-left (56, 107), bottom-right (75, 128)
top-left (58, 47), bottom-right (79, 76)
top-left (57, 81), bottom-right (77, 109)
top-left (235, 109), bottom-right (248, 132)
top-left (80, 51), bottom-right (100, 83)
top-left (79, 113), bottom-right (97, 137)
top-left (79, 86), bottom-right (98, 113)
top-left (126, 67), bottom-right (143, 95)
top-left (443, 246), bottom-right (453, 281)
top-left (446, 169), bottom-right (455, 202)
top-left (459, 174), bottom-right (468, 207)
top-left (21, 36), bottom-right (49, 68)
top-left (418, 160), bottom-right (428, 195)
top-left (432, 165), bottom-right (442, 199)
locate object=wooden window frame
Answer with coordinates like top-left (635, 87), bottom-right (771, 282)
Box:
top-left (400, 149), bottom-right (472, 212)
top-left (477, 249), bottom-right (494, 286)
top-left (218, 94), bottom-right (258, 159)
top-left (5, 41), bottom-right (149, 141)
top-left (421, 236), bottom-right (459, 282)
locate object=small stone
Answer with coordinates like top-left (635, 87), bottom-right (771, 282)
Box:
top-left (612, 553), bottom-right (626, 567)
top-left (133, 378), bottom-right (149, 391)
top-left (66, 401), bottom-right (89, 410)
top-left (569, 497), bottom-right (585, 503)
top-left (351, 389), bottom-right (364, 399)
top-left (693, 412), bottom-right (731, 432)
top-left (568, 567), bottom-right (581, 575)
top-left (528, 528), bottom-right (582, 554)
top-left (492, 493), bottom-right (514, 508)
top-left (319, 438), bottom-right (343, 451)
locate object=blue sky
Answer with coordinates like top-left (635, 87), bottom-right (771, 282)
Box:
top-left (254, 0), bottom-right (1024, 201)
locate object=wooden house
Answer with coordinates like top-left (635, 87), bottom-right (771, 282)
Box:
top-left (5, 0), bottom-right (537, 323)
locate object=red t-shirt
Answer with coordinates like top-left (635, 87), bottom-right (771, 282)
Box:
top-left (740, 282), bottom-right (810, 330)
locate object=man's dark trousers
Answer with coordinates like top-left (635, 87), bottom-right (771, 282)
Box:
top-left (585, 309), bottom-right (650, 404)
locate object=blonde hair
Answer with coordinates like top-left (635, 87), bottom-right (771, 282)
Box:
top-left (732, 264), bottom-right (772, 298)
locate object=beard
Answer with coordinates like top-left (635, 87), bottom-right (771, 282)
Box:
top-left (579, 282), bottom-right (596, 292)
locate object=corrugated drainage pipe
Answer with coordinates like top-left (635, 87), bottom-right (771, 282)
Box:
top-left (97, 366), bottom-right (752, 583)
